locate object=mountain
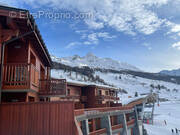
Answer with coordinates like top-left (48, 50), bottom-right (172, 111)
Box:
top-left (51, 54), bottom-right (180, 101)
top-left (51, 53), bottom-right (140, 71)
top-left (160, 69), bottom-right (180, 76)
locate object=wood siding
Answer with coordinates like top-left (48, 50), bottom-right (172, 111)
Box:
top-left (0, 102), bottom-right (75, 135)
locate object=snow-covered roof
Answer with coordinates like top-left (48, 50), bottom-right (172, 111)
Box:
top-left (67, 81), bottom-right (118, 90)
top-left (122, 95), bottom-right (147, 105)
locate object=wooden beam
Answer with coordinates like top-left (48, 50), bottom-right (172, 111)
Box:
top-left (27, 18), bottom-right (52, 66)
top-left (0, 23), bottom-right (2, 102)
top-left (33, 31), bottom-right (51, 66)
top-left (1, 28), bottom-right (19, 42)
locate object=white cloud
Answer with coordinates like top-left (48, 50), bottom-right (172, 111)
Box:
top-left (4, 0), bottom-right (174, 35)
top-left (172, 42), bottom-right (180, 50)
top-left (65, 42), bottom-right (82, 49)
top-left (83, 41), bottom-right (91, 45)
top-left (166, 21), bottom-right (180, 33)
top-left (142, 43), bottom-right (152, 50)
top-left (165, 21), bottom-right (180, 37)
top-left (97, 32), bottom-right (116, 39)
top-left (66, 31), bottom-right (116, 48)
top-left (85, 32), bottom-right (117, 44)
top-left (88, 33), bottom-right (98, 44)
top-left (65, 41), bottom-right (93, 49)
top-left (85, 20), bottom-right (104, 29)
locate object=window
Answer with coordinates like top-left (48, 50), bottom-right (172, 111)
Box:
top-left (67, 89), bottom-right (70, 95)
top-left (97, 89), bottom-right (102, 95)
top-left (105, 91), bottom-right (109, 95)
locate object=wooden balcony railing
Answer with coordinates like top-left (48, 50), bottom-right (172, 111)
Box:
top-left (74, 106), bottom-right (133, 116)
top-left (88, 119), bottom-right (135, 135)
top-left (2, 63), bottom-right (40, 90)
top-left (39, 79), bottom-right (67, 96)
top-left (3, 63), bottom-right (30, 89)
top-left (96, 95), bottom-right (119, 101)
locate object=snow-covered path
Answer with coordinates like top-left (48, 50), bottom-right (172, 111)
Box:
top-left (144, 101), bottom-right (180, 135)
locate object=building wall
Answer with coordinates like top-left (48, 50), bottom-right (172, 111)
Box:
top-left (67, 85), bottom-right (81, 96)
top-left (26, 92), bottom-right (39, 102)
top-left (28, 41), bottom-right (47, 78)
top-left (4, 40), bottom-right (28, 64)
top-left (0, 102), bottom-right (75, 135)
top-left (85, 86), bottom-right (96, 108)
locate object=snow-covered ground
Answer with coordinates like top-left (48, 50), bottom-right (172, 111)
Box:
top-left (95, 71), bottom-right (180, 101)
top-left (51, 68), bottom-right (180, 135)
top-left (52, 69), bottom-right (180, 101)
top-left (144, 101), bottom-right (180, 135)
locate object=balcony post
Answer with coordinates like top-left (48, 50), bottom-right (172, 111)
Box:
top-left (81, 119), bottom-right (89, 135)
top-left (133, 106), bottom-right (140, 135)
top-left (117, 113), bottom-right (128, 135)
top-left (101, 115), bottom-right (112, 135)
top-left (122, 113), bottom-right (128, 135)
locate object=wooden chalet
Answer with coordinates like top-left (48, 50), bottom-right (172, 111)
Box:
top-left (0, 5), bottom-right (148, 135)
top-left (0, 5), bottom-right (52, 102)
top-left (39, 81), bottom-right (120, 109)
top-left (0, 5), bottom-right (120, 108)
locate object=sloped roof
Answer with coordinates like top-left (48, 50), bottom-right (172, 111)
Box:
top-left (0, 5), bottom-right (52, 66)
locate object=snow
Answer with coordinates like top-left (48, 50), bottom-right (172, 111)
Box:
top-left (51, 54), bottom-right (180, 135)
top-left (51, 69), bottom-right (180, 101)
top-left (51, 54), bottom-right (141, 71)
top-left (144, 101), bottom-right (180, 135)
top-left (95, 71), bottom-right (180, 101)
top-left (121, 95), bottom-right (147, 105)
top-left (51, 69), bottom-right (117, 89)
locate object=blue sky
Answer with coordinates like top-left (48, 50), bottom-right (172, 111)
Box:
top-left (1, 0), bottom-right (180, 72)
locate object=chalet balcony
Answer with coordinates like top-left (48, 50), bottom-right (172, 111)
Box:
top-left (39, 79), bottom-right (67, 96)
top-left (2, 63), bottom-right (39, 91)
top-left (95, 95), bottom-right (119, 101)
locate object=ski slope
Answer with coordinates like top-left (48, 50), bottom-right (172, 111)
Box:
top-left (144, 101), bottom-right (180, 135)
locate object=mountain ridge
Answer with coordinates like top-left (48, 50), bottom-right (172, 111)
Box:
top-left (160, 68), bottom-right (180, 76)
top-left (51, 53), bottom-right (141, 72)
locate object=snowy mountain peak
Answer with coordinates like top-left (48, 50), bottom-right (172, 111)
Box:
top-left (51, 54), bottom-right (141, 71)
top-left (85, 52), bottom-right (96, 57)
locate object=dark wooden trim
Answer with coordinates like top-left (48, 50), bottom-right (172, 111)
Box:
top-left (2, 89), bottom-right (38, 93)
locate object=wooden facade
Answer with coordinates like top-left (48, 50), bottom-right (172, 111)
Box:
top-left (0, 5), bottom-right (152, 135)
top-left (38, 82), bottom-right (120, 109)
top-left (0, 5), bottom-right (52, 102)
top-left (0, 101), bottom-right (75, 135)
top-left (0, 5), bottom-right (147, 135)
top-left (0, 5), bottom-right (120, 109)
